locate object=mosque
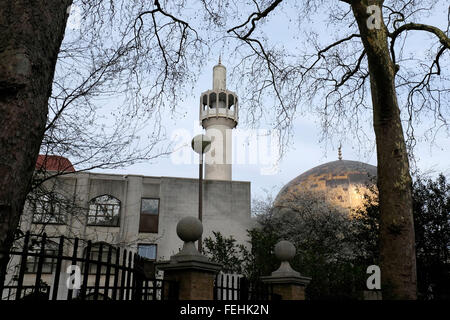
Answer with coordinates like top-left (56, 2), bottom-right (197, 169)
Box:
top-left (5, 59), bottom-right (377, 300)
top-left (18, 59), bottom-right (378, 262)
top-left (6, 60), bottom-right (247, 290)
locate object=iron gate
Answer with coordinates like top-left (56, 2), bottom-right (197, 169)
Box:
top-left (213, 273), bottom-right (280, 300)
top-left (0, 232), bottom-right (178, 300)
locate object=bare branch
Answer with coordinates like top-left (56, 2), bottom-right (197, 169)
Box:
top-left (227, 0), bottom-right (283, 39)
top-left (390, 22), bottom-right (450, 49)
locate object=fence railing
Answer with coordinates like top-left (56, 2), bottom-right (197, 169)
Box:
top-left (213, 273), bottom-right (279, 300)
top-left (0, 232), bottom-right (178, 300)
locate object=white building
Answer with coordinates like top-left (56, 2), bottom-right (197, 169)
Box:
top-left (19, 171), bottom-right (252, 261)
top-left (5, 61), bottom-right (252, 298)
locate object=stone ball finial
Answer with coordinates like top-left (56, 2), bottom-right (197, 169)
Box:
top-left (176, 216), bottom-right (203, 242)
top-left (274, 240), bottom-right (296, 262)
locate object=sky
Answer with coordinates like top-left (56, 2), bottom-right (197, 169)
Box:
top-left (90, 1), bottom-right (450, 200)
top-left (93, 58), bottom-right (450, 200)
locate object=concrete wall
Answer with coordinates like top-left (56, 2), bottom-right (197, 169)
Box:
top-left (19, 172), bottom-right (252, 260)
top-left (158, 177), bottom-right (251, 259)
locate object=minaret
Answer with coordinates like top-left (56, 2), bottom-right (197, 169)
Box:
top-left (199, 58), bottom-right (238, 180)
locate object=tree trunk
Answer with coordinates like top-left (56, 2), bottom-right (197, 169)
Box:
top-left (0, 0), bottom-right (72, 286)
top-left (351, 1), bottom-right (417, 299)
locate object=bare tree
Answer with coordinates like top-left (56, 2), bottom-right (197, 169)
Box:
top-left (249, 190), bottom-right (369, 299)
top-left (197, 0), bottom-right (449, 299)
top-left (0, 0), bottom-right (205, 286)
top-left (0, 0), bottom-right (73, 287)
top-left (1, 0), bottom-right (449, 299)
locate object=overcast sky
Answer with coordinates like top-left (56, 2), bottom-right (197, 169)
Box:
top-left (91, 2), bottom-right (450, 199)
top-left (94, 58), bottom-right (450, 199)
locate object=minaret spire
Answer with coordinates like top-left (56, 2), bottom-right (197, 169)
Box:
top-left (213, 57), bottom-right (226, 90)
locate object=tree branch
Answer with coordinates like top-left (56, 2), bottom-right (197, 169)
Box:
top-left (390, 23), bottom-right (450, 54)
top-left (227, 0), bottom-right (283, 39)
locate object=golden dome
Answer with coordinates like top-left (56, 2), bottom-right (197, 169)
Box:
top-left (274, 160), bottom-right (377, 214)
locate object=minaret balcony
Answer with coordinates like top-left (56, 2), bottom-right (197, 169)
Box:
top-left (199, 89), bottom-right (238, 124)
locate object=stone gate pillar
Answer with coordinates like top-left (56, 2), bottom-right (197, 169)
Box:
top-left (155, 217), bottom-right (222, 300)
top-left (261, 240), bottom-right (311, 300)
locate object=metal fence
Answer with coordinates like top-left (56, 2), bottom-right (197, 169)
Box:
top-left (0, 232), bottom-right (178, 300)
top-left (213, 273), bottom-right (279, 300)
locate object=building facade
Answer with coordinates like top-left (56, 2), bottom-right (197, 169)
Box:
top-left (2, 61), bottom-right (252, 299)
top-left (19, 171), bottom-right (252, 260)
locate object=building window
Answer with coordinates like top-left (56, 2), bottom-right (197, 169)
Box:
top-left (88, 195), bottom-right (120, 227)
top-left (138, 244), bottom-right (157, 260)
top-left (25, 239), bottom-right (58, 274)
top-left (84, 242), bottom-right (118, 274)
top-left (32, 194), bottom-right (66, 225)
top-left (139, 198), bottom-right (159, 233)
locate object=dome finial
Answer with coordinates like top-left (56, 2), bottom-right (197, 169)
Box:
top-left (338, 144), bottom-right (343, 160)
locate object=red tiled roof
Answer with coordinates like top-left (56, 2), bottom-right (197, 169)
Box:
top-left (36, 155), bottom-right (75, 172)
